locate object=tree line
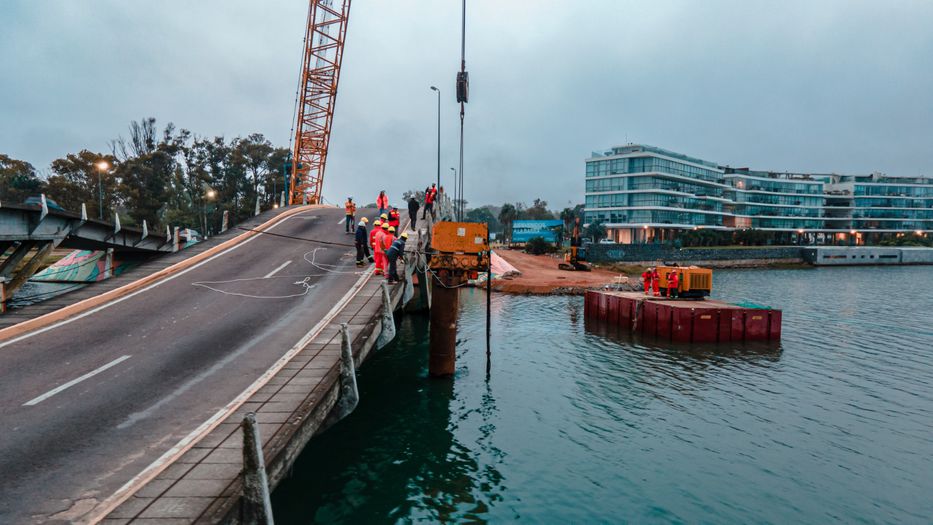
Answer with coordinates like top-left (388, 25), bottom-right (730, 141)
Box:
top-left (0, 118), bottom-right (290, 234)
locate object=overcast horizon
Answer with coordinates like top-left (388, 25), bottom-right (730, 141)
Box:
top-left (2, 0), bottom-right (932, 209)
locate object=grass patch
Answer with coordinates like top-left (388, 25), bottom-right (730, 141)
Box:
top-left (599, 263), bottom-right (647, 275)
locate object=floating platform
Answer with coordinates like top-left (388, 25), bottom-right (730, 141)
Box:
top-left (584, 290), bottom-right (782, 342)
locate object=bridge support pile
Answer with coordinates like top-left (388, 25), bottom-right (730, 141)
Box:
top-left (426, 222), bottom-right (489, 377)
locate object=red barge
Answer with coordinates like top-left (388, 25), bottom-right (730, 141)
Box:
top-left (584, 290), bottom-right (782, 342)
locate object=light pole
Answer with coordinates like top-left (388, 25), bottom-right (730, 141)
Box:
top-left (430, 86), bottom-right (441, 191)
top-left (95, 160), bottom-right (109, 220)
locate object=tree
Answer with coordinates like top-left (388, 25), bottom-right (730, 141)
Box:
top-left (584, 219), bottom-right (607, 242)
top-left (521, 198), bottom-right (555, 220)
top-left (231, 133), bottom-right (274, 210)
top-left (464, 206), bottom-right (499, 231)
top-left (46, 150), bottom-right (118, 218)
top-left (498, 203), bottom-right (517, 243)
top-left (0, 154), bottom-right (45, 204)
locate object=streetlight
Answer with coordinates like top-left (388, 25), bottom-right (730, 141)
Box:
top-left (204, 188), bottom-right (217, 235)
top-left (430, 86), bottom-right (441, 192)
top-left (96, 160), bottom-right (110, 220)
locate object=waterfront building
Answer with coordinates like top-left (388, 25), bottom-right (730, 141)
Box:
top-left (584, 144), bottom-right (933, 244)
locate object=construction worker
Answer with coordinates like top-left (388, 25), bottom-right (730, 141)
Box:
top-left (354, 217), bottom-right (372, 266)
top-left (370, 220), bottom-right (381, 258)
top-left (373, 222), bottom-right (387, 275)
top-left (408, 196), bottom-right (420, 229)
top-left (344, 197), bottom-right (356, 234)
top-left (667, 269), bottom-right (680, 298)
top-left (376, 190), bottom-right (389, 216)
top-left (385, 231), bottom-right (408, 283)
top-left (642, 268), bottom-right (652, 295)
top-left (388, 207), bottom-right (400, 229)
top-left (381, 225), bottom-right (397, 277)
top-left (651, 267), bottom-right (661, 297)
top-left (422, 183), bottom-right (437, 219)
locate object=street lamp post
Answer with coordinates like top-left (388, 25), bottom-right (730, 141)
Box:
top-left (96, 161), bottom-right (110, 220)
top-left (430, 86), bottom-right (441, 192)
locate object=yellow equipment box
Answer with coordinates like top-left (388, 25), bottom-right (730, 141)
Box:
top-left (431, 222), bottom-right (489, 253)
top-left (430, 222), bottom-right (490, 272)
top-left (657, 266), bottom-right (713, 298)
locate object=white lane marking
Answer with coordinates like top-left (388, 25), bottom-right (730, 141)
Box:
top-left (0, 210), bottom-right (321, 350)
top-left (337, 217), bottom-right (345, 225)
top-left (24, 355), bottom-right (132, 406)
top-left (87, 264), bottom-right (376, 523)
top-left (263, 260), bottom-right (292, 279)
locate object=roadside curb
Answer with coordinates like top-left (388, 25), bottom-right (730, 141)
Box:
top-left (0, 205), bottom-right (322, 344)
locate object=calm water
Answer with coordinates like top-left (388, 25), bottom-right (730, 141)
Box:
top-left (273, 267), bottom-right (933, 524)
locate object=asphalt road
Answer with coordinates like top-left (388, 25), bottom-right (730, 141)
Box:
top-left (0, 207), bottom-right (373, 523)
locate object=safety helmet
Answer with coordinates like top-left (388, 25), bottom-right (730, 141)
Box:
top-left (388, 226), bottom-right (396, 232)
top-left (400, 232), bottom-right (409, 239)
top-left (348, 196), bottom-right (353, 200)
top-left (380, 213), bottom-right (388, 219)
top-left (360, 217), bottom-right (368, 223)
top-left (381, 222), bottom-right (389, 229)
top-left (373, 219), bottom-right (381, 226)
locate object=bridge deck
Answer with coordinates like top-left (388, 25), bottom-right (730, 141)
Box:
top-left (0, 209), bottom-right (291, 331)
top-left (0, 205), bottom-right (400, 524)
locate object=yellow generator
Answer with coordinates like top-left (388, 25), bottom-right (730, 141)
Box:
top-left (657, 266), bottom-right (713, 298)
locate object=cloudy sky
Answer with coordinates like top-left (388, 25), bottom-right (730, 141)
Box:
top-left (2, 1), bottom-right (932, 209)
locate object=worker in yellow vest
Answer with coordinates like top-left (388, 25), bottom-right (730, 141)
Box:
top-left (344, 197), bottom-right (356, 233)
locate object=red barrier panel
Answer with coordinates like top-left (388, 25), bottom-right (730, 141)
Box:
top-left (672, 307), bottom-right (692, 342)
top-left (730, 310), bottom-right (745, 341)
top-left (620, 297), bottom-right (634, 330)
top-left (643, 301), bottom-right (657, 335)
top-left (718, 309), bottom-right (733, 343)
top-left (693, 309), bottom-right (719, 342)
top-left (745, 311), bottom-right (768, 340)
top-left (768, 310), bottom-right (782, 341)
top-left (607, 295), bottom-right (620, 327)
top-left (656, 303), bottom-right (673, 340)
top-left (584, 291), bottom-right (595, 318)
top-left (597, 293), bottom-right (609, 322)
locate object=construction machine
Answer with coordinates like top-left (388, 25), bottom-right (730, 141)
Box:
top-left (657, 265), bottom-right (713, 298)
top-left (559, 218), bottom-right (591, 271)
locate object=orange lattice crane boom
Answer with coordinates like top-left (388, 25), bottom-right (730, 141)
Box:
top-left (289, 0), bottom-right (351, 205)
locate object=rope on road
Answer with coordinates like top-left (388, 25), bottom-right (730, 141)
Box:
top-left (236, 227), bottom-right (356, 248)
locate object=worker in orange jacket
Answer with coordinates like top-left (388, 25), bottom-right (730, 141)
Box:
top-left (373, 222), bottom-right (388, 275)
top-left (388, 207), bottom-right (401, 229)
top-left (651, 268), bottom-right (660, 297)
top-left (667, 270), bottom-right (679, 298)
top-left (642, 269), bottom-right (652, 295)
top-left (344, 197), bottom-right (356, 234)
top-left (376, 190), bottom-right (389, 216)
top-left (381, 226), bottom-right (396, 276)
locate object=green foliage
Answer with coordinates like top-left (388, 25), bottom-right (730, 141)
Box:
top-left (0, 154), bottom-right (45, 204)
top-left (525, 236), bottom-right (553, 255)
top-left (5, 118), bottom-right (291, 235)
top-left (464, 206), bottom-right (499, 231)
top-left (879, 235), bottom-right (932, 247)
top-left (498, 203), bottom-right (518, 243)
top-left (520, 198), bottom-right (555, 220)
top-left (584, 220), bottom-right (607, 242)
top-left (678, 229), bottom-right (733, 247)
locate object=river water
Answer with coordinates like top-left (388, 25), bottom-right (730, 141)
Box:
top-left (272, 266), bottom-right (933, 524)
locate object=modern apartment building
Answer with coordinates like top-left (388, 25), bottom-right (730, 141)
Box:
top-left (584, 144), bottom-right (933, 244)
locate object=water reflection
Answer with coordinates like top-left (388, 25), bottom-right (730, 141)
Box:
top-left (272, 314), bottom-right (505, 524)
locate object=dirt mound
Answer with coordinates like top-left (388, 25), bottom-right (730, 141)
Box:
top-left (491, 250), bottom-right (637, 295)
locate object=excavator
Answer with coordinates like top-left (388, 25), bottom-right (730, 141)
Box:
top-left (559, 217), bottom-right (591, 271)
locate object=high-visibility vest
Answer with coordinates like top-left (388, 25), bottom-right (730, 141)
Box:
top-left (345, 200), bottom-right (356, 214)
